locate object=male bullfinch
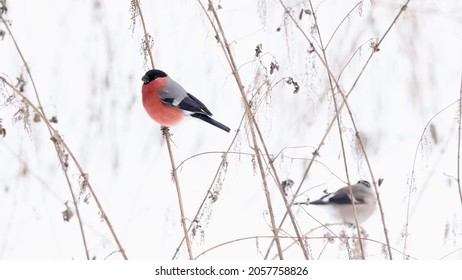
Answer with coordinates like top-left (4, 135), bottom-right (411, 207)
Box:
top-left (295, 180), bottom-right (376, 224)
top-left (141, 69), bottom-right (231, 132)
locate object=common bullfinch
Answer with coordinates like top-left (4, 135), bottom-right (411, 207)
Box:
top-left (296, 180), bottom-right (376, 224)
top-left (141, 69), bottom-right (230, 132)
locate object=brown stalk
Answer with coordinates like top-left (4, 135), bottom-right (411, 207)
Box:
top-left (1, 16), bottom-right (92, 259)
top-left (264, 0), bottom-right (412, 259)
top-left (172, 75), bottom-right (287, 259)
top-left (457, 74), bottom-right (462, 204)
top-left (307, 0), bottom-right (365, 259)
top-left (171, 115), bottom-right (243, 259)
top-left (1, 78), bottom-right (127, 259)
top-left (162, 128), bottom-right (193, 259)
top-left (133, 0), bottom-right (193, 259)
top-left (193, 234), bottom-right (415, 260)
top-left (199, 0), bottom-right (315, 259)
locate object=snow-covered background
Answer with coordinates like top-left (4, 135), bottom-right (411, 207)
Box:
top-left (0, 0), bottom-right (461, 259)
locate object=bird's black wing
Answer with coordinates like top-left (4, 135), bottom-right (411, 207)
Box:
top-left (309, 189), bottom-right (359, 205)
top-left (327, 191), bottom-right (353, 204)
top-left (162, 93), bottom-right (213, 116)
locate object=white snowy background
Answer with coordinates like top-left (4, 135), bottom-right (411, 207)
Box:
top-left (0, 0), bottom-right (461, 260)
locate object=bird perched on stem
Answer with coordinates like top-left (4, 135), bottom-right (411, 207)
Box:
top-left (141, 69), bottom-right (230, 132)
top-left (295, 180), bottom-right (376, 224)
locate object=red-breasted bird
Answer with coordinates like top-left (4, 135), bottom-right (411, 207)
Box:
top-left (141, 69), bottom-right (230, 132)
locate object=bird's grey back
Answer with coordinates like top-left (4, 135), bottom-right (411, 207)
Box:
top-left (160, 77), bottom-right (188, 104)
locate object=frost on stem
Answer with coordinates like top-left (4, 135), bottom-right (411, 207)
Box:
top-left (250, 154), bottom-right (257, 175)
top-left (213, 154), bottom-right (228, 200)
top-left (79, 173), bottom-right (91, 204)
top-left (50, 133), bottom-right (69, 171)
top-left (140, 34), bottom-right (154, 67)
top-left (1, 75), bottom-right (31, 135)
top-left (129, 0), bottom-right (140, 33)
top-left (12, 100), bottom-right (32, 135)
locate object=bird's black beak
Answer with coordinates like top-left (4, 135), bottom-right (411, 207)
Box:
top-left (141, 75), bottom-right (150, 84)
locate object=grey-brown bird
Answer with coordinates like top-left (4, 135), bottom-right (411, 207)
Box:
top-left (297, 180), bottom-right (376, 224)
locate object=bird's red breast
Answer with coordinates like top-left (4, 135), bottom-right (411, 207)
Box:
top-left (141, 77), bottom-right (183, 126)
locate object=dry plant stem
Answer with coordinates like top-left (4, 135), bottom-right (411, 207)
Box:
top-left (55, 132), bottom-right (129, 259)
top-left (194, 234), bottom-right (414, 260)
top-left (0, 16), bottom-right (45, 116)
top-left (275, 228), bottom-right (416, 260)
top-left (329, 94), bottom-right (365, 259)
top-left (1, 78), bottom-right (128, 259)
top-left (162, 127), bottom-right (194, 259)
top-left (133, 0), bottom-right (155, 68)
top-left (404, 99), bottom-right (461, 258)
top-left (326, 1), bottom-right (414, 260)
top-left (264, 0), bottom-right (362, 259)
top-left (172, 80), bottom-right (284, 259)
top-left (171, 115), bottom-right (244, 259)
top-left (266, 0), bottom-right (411, 260)
top-left (252, 117), bottom-right (310, 258)
top-left (307, 0), bottom-right (364, 259)
top-left (440, 247), bottom-right (462, 260)
top-left (458, 74), bottom-right (462, 204)
top-left (61, 164), bottom-right (90, 260)
top-left (134, 0), bottom-right (193, 258)
top-left (274, 222), bottom-right (357, 260)
top-left (1, 16), bottom-right (91, 259)
top-left (386, 2), bottom-right (420, 258)
top-left (324, 1), bottom-right (364, 50)
top-left (172, 79), bottom-right (279, 259)
top-left (176, 150), bottom-right (263, 170)
top-left (201, 0), bottom-right (289, 260)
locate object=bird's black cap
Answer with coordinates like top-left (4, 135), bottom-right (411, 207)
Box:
top-left (142, 69), bottom-right (168, 84)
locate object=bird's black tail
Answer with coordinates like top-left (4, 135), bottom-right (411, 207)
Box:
top-left (308, 199), bottom-right (329, 205)
top-left (191, 113), bottom-right (231, 133)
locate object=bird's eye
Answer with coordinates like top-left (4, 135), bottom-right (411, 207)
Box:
top-left (361, 180), bottom-right (371, 188)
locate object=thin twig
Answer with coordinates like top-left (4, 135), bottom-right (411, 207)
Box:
top-left (307, 0), bottom-right (365, 259)
top-left (200, 0), bottom-right (286, 259)
top-left (172, 76), bottom-right (294, 259)
top-left (133, 0), bottom-right (195, 258)
top-left (0, 16), bottom-right (46, 118)
top-left (266, 0), bottom-right (411, 259)
top-left (200, 0), bottom-right (313, 259)
top-left (133, 0), bottom-right (155, 69)
top-left (194, 234), bottom-right (415, 260)
top-left (162, 127), bottom-right (194, 259)
top-left (1, 16), bottom-right (92, 259)
top-left (403, 99), bottom-right (460, 258)
top-left (324, 1), bottom-right (364, 50)
top-left (251, 115), bottom-right (310, 258)
top-left (171, 110), bottom-right (245, 259)
top-left (439, 247), bottom-right (462, 260)
top-left (1, 78), bottom-right (127, 259)
top-left (457, 74), bottom-right (462, 204)
top-left (171, 70), bottom-right (278, 259)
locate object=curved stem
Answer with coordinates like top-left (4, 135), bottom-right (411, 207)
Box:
top-left (162, 127), bottom-right (193, 259)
